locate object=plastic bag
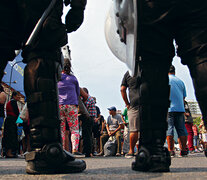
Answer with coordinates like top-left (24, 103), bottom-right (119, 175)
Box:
top-left (104, 136), bottom-right (117, 156)
top-left (19, 103), bottom-right (29, 122)
top-left (16, 115), bottom-right (23, 124)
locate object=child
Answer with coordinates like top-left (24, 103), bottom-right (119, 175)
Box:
top-left (199, 119), bottom-right (207, 157)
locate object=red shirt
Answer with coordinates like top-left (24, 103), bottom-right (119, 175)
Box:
top-left (6, 99), bottom-right (19, 118)
top-left (192, 125), bottom-right (198, 136)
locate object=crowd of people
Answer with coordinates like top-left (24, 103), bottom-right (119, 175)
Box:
top-left (0, 64), bottom-right (207, 159)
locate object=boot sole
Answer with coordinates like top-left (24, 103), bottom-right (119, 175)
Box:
top-left (132, 161), bottom-right (170, 172)
top-left (26, 160), bottom-right (86, 174)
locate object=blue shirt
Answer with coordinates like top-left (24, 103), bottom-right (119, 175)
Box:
top-left (58, 73), bottom-right (80, 105)
top-left (168, 74), bottom-right (186, 112)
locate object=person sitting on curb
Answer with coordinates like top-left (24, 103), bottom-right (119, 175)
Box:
top-left (97, 106), bottom-right (123, 156)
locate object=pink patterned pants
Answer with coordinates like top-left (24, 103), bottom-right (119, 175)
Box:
top-left (59, 104), bottom-right (80, 151)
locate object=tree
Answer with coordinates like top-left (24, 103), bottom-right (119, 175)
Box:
top-left (193, 117), bottom-right (202, 131)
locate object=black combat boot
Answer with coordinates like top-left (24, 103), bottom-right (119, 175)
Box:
top-left (132, 81), bottom-right (171, 172)
top-left (132, 130), bottom-right (171, 172)
top-left (24, 57), bottom-right (86, 174)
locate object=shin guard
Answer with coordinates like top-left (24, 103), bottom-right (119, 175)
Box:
top-left (24, 57), bottom-right (86, 174)
top-left (132, 64), bottom-right (171, 172)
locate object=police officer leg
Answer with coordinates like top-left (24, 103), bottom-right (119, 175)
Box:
top-left (24, 56), bottom-right (86, 174)
top-left (188, 62), bottom-right (207, 157)
top-left (132, 62), bottom-right (171, 172)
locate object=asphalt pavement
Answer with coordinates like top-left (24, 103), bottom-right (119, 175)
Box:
top-left (0, 151), bottom-right (207, 180)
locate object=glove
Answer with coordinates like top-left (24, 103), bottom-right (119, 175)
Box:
top-left (64, 0), bottom-right (71, 6)
top-left (65, 7), bottom-right (84, 33)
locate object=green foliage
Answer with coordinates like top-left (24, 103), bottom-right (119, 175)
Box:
top-left (193, 117), bottom-right (202, 130)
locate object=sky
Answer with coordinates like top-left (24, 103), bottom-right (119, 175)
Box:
top-left (64, 0), bottom-right (196, 118)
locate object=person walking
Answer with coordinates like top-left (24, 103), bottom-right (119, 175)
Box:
top-left (166, 65), bottom-right (188, 157)
top-left (184, 100), bottom-right (195, 153)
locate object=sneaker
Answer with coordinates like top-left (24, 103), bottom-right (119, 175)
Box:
top-left (72, 151), bottom-right (85, 158)
top-left (93, 151), bottom-right (98, 156)
top-left (96, 151), bottom-right (104, 156)
top-left (198, 148), bottom-right (203, 152)
top-left (189, 150), bottom-right (195, 154)
top-left (179, 150), bottom-right (188, 157)
top-left (169, 151), bottom-right (175, 157)
top-left (116, 153), bottom-right (121, 156)
top-left (125, 153), bottom-right (134, 158)
top-left (194, 149), bottom-right (200, 153)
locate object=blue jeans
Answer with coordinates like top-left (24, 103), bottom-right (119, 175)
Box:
top-left (167, 112), bottom-right (188, 137)
top-left (0, 117), bottom-right (4, 129)
top-left (193, 135), bottom-right (198, 146)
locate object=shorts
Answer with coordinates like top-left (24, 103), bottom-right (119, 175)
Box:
top-left (127, 107), bottom-right (140, 132)
top-left (167, 112), bottom-right (188, 137)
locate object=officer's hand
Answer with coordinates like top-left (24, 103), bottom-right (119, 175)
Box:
top-left (65, 8), bottom-right (84, 33)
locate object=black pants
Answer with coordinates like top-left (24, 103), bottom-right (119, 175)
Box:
top-left (2, 116), bottom-right (18, 153)
top-left (137, 0), bottom-right (207, 133)
top-left (79, 115), bottom-right (93, 156)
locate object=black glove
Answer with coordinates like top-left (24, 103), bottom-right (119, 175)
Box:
top-left (64, 0), bottom-right (71, 6)
top-left (65, 7), bottom-right (84, 33)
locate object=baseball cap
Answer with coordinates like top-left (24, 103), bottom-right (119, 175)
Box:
top-left (107, 106), bottom-right (116, 111)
